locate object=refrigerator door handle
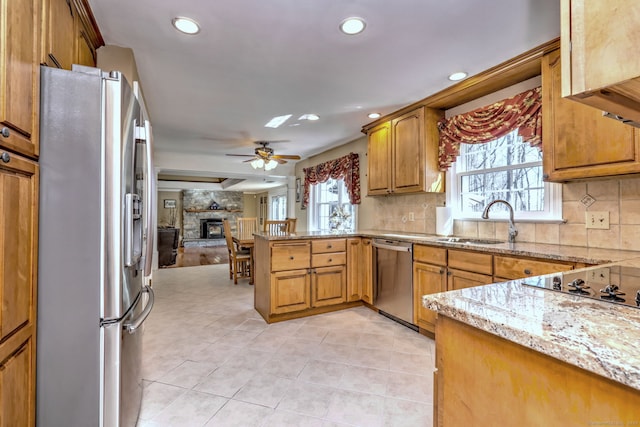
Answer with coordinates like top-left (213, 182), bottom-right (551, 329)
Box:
top-left (143, 119), bottom-right (155, 277)
top-left (124, 285), bottom-right (154, 334)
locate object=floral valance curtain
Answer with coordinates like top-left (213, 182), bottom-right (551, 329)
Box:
top-left (302, 152), bottom-right (360, 207)
top-left (437, 86), bottom-right (543, 171)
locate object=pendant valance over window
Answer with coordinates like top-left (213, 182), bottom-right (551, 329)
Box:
top-left (438, 86), bottom-right (543, 171)
top-left (302, 152), bottom-right (360, 207)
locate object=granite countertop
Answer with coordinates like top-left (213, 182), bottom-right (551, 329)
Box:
top-left (254, 229), bottom-right (640, 265)
top-left (423, 258), bottom-right (640, 391)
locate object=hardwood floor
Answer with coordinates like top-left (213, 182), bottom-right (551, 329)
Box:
top-left (164, 246), bottom-right (229, 268)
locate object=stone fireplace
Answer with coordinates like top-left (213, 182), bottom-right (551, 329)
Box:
top-left (181, 189), bottom-right (244, 242)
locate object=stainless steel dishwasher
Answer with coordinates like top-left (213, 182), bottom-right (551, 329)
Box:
top-left (372, 238), bottom-right (416, 330)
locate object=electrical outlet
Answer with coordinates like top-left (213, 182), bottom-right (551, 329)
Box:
top-left (587, 267), bottom-right (610, 285)
top-left (585, 211), bottom-right (610, 229)
top-left (408, 212), bottom-right (415, 221)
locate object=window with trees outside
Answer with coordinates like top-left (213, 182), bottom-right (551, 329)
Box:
top-left (447, 128), bottom-right (561, 220)
top-left (308, 178), bottom-right (356, 232)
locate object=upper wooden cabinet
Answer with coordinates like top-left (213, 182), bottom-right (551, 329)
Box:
top-left (366, 106), bottom-right (444, 195)
top-left (542, 49), bottom-right (640, 181)
top-left (561, 0), bottom-right (640, 123)
top-left (43, 0), bottom-right (75, 69)
top-left (42, 0), bottom-right (103, 69)
top-left (0, 0), bottom-right (41, 159)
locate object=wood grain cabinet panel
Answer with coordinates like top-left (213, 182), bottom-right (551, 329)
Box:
top-left (447, 269), bottom-right (493, 291)
top-left (366, 106), bottom-right (443, 195)
top-left (43, 0), bottom-right (76, 69)
top-left (561, 0), bottom-right (640, 123)
top-left (435, 315), bottom-right (640, 426)
top-left (543, 49), bottom-right (640, 181)
top-left (0, 0), bottom-right (41, 159)
top-left (447, 249), bottom-right (493, 276)
top-left (311, 252), bottom-right (346, 268)
top-left (367, 122), bottom-right (392, 195)
top-left (311, 238), bottom-right (346, 254)
top-left (270, 269), bottom-right (310, 314)
top-left (311, 265), bottom-right (346, 308)
top-left (0, 336), bottom-right (35, 427)
top-left (413, 261), bottom-right (446, 333)
top-left (270, 242), bottom-right (310, 272)
top-left (360, 238), bottom-right (373, 304)
top-left (494, 255), bottom-right (575, 280)
top-left (413, 245), bottom-right (446, 266)
top-left (346, 238), bottom-right (361, 302)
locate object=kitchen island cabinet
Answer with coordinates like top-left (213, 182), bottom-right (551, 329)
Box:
top-left (424, 263), bottom-right (640, 426)
top-left (254, 235), bottom-right (361, 323)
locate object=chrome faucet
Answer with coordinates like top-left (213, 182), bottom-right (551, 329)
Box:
top-left (482, 199), bottom-right (518, 243)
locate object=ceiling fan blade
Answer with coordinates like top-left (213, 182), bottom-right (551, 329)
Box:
top-left (271, 154), bottom-right (301, 160)
top-left (274, 158), bottom-right (288, 164)
top-left (225, 154), bottom-right (256, 157)
top-left (254, 140), bottom-right (290, 145)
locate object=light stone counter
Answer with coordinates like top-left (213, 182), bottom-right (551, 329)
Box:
top-left (255, 229), bottom-right (640, 265)
top-left (423, 258), bottom-right (640, 391)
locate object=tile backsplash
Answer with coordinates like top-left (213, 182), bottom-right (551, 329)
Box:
top-left (370, 177), bottom-right (640, 251)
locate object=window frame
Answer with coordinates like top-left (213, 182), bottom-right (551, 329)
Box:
top-left (307, 178), bottom-right (357, 232)
top-left (446, 136), bottom-right (562, 222)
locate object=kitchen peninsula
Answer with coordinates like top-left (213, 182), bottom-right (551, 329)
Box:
top-left (424, 259), bottom-right (640, 426)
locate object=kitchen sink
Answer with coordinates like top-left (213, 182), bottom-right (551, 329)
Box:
top-left (435, 237), bottom-right (505, 245)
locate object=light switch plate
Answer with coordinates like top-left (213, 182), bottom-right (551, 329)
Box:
top-left (585, 211), bottom-right (610, 229)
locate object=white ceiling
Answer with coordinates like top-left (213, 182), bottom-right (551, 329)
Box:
top-left (87, 0), bottom-right (560, 192)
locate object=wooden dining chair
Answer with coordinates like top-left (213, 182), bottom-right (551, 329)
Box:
top-left (286, 217), bottom-right (297, 233)
top-left (263, 219), bottom-right (290, 235)
top-left (222, 219), bottom-right (251, 284)
top-left (237, 217), bottom-right (258, 239)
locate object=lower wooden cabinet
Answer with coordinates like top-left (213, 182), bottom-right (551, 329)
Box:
top-left (270, 269), bottom-right (311, 314)
top-left (435, 315), bottom-right (640, 426)
top-left (311, 265), bottom-right (346, 307)
top-left (0, 152), bottom-right (38, 427)
top-left (361, 238), bottom-right (373, 304)
top-left (346, 238), bottom-right (361, 302)
top-left (413, 261), bottom-right (446, 332)
top-left (447, 269), bottom-right (493, 291)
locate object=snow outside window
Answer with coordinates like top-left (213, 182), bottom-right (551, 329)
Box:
top-left (447, 129), bottom-right (562, 221)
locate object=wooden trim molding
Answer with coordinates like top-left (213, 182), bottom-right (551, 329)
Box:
top-left (362, 38), bottom-right (560, 133)
top-left (72, 0), bottom-right (105, 48)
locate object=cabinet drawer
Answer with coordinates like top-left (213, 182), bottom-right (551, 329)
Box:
top-left (414, 245), bottom-right (446, 266)
top-left (494, 256), bottom-right (574, 280)
top-left (312, 252), bottom-right (346, 268)
top-left (448, 249), bottom-right (493, 276)
top-left (312, 239), bottom-right (346, 254)
top-left (271, 242), bottom-right (311, 272)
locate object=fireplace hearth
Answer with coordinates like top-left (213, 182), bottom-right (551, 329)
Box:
top-left (200, 218), bottom-right (225, 239)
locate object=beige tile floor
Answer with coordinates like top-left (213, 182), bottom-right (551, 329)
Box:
top-left (138, 264), bottom-right (436, 427)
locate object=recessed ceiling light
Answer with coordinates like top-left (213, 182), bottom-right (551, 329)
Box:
top-left (299, 114), bottom-right (320, 121)
top-left (172, 17), bottom-right (200, 35)
top-left (368, 113), bottom-right (381, 119)
top-left (340, 17), bottom-right (366, 35)
top-left (448, 72), bottom-right (468, 81)
top-left (264, 114), bottom-right (292, 128)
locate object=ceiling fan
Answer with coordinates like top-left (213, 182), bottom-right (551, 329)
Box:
top-left (225, 141), bottom-right (301, 170)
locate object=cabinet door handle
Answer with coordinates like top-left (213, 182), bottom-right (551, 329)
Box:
top-left (439, 268), bottom-right (445, 274)
top-left (1, 127), bottom-right (9, 138)
top-left (328, 258), bottom-right (333, 262)
top-left (446, 271), bottom-right (452, 276)
top-left (328, 244), bottom-right (332, 248)
top-left (524, 269), bottom-right (532, 275)
top-left (0, 152), bottom-right (10, 163)
top-left (289, 256), bottom-right (295, 260)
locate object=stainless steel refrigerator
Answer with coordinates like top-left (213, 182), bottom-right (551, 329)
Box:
top-left (38, 65), bottom-right (156, 427)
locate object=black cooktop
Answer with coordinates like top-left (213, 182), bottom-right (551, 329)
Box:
top-left (521, 264), bottom-right (640, 309)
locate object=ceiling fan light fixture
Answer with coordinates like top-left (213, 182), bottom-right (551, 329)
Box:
top-left (264, 159), bottom-right (278, 171)
top-left (250, 158), bottom-right (265, 169)
top-left (368, 112), bottom-right (381, 119)
top-left (172, 17), bottom-right (200, 35)
top-left (448, 71), bottom-right (468, 81)
top-left (340, 17), bottom-right (366, 35)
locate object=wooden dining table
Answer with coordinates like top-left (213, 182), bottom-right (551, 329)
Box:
top-left (232, 232), bottom-right (255, 284)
